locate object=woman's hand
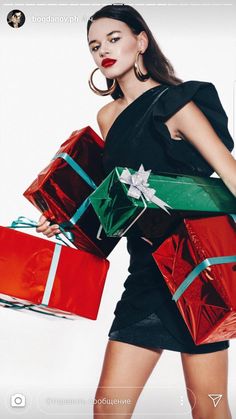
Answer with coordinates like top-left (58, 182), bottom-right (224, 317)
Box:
top-left (36, 214), bottom-right (61, 238)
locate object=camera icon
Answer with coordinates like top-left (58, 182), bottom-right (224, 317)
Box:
top-left (10, 393), bottom-right (26, 407)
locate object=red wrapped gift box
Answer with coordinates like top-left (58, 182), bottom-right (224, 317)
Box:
top-left (23, 126), bottom-right (119, 258)
top-left (0, 226), bottom-right (109, 320)
top-left (152, 215), bottom-right (236, 345)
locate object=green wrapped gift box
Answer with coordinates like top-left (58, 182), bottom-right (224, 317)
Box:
top-left (89, 165), bottom-right (236, 238)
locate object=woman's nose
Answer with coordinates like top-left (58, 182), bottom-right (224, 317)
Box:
top-left (99, 40), bottom-right (110, 57)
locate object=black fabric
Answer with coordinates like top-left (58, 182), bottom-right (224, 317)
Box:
top-left (108, 312), bottom-right (229, 354)
top-left (102, 80), bottom-right (233, 352)
top-left (152, 81), bottom-right (234, 176)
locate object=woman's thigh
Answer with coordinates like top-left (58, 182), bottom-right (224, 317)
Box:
top-left (181, 348), bottom-right (231, 419)
top-left (94, 339), bottom-right (163, 419)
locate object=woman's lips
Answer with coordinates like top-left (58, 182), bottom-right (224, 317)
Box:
top-left (101, 59), bottom-right (117, 68)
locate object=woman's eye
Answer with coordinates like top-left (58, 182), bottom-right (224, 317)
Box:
top-left (110, 37), bottom-right (120, 43)
top-left (91, 37), bottom-right (120, 52)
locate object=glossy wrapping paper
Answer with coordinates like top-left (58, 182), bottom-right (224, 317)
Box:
top-left (152, 215), bottom-right (236, 345)
top-left (0, 226), bottom-right (109, 320)
top-left (89, 166), bottom-right (236, 238)
top-left (23, 126), bottom-right (119, 258)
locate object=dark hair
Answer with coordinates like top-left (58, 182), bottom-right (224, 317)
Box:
top-left (12, 10), bottom-right (22, 17)
top-left (7, 9), bottom-right (25, 26)
top-left (87, 4), bottom-right (182, 99)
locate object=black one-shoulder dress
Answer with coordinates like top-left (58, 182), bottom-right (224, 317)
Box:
top-left (102, 81), bottom-right (234, 354)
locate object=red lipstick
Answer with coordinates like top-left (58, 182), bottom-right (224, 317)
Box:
top-left (101, 58), bottom-right (117, 68)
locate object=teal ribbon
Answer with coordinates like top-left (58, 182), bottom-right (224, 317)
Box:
top-left (0, 300), bottom-right (36, 310)
top-left (9, 216), bottom-right (73, 246)
top-left (230, 213), bottom-right (236, 222)
top-left (69, 196), bottom-right (91, 225)
top-left (172, 255), bottom-right (236, 302)
top-left (0, 298), bottom-right (73, 319)
top-left (53, 152), bottom-right (97, 190)
top-left (52, 152), bottom-right (97, 226)
top-left (172, 214), bottom-right (236, 302)
top-left (41, 243), bottom-right (62, 305)
top-left (10, 216), bottom-right (38, 229)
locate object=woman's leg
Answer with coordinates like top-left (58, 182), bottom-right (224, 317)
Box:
top-left (93, 340), bottom-right (163, 419)
top-left (181, 348), bottom-right (232, 419)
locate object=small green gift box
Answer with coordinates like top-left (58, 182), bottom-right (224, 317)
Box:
top-left (89, 165), bottom-right (236, 238)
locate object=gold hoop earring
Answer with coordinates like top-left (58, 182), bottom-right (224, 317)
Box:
top-left (134, 51), bottom-right (150, 82)
top-left (88, 67), bottom-right (117, 96)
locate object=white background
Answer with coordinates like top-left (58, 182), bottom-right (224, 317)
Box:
top-left (0, 1), bottom-right (236, 417)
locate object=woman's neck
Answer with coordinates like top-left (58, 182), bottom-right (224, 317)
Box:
top-left (117, 74), bottom-right (161, 105)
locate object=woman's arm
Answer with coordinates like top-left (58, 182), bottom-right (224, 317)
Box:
top-left (171, 101), bottom-right (236, 197)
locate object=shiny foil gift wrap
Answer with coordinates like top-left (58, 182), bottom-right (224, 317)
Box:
top-left (152, 215), bottom-right (236, 345)
top-left (89, 165), bottom-right (236, 238)
top-left (0, 226), bottom-right (109, 320)
top-left (23, 126), bottom-right (119, 258)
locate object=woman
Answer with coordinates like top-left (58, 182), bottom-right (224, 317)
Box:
top-left (37, 5), bottom-right (235, 418)
top-left (7, 10), bottom-right (24, 28)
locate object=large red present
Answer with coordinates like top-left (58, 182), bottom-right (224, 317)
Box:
top-left (152, 215), bottom-right (236, 345)
top-left (0, 225), bottom-right (109, 320)
top-left (23, 126), bottom-right (119, 258)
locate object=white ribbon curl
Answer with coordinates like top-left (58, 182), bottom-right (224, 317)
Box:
top-left (119, 165), bottom-right (172, 214)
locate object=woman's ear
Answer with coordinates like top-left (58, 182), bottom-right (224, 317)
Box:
top-left (138, 31), bottom-right (149, 52)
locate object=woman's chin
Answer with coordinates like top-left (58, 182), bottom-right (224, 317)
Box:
top-left (101, 67), bottom-right (119, 78)
top-left (100, 65), bottom-right (133, 81)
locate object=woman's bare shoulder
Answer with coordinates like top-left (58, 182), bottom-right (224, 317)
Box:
top-left (97, 99), bottom-right (121, 140)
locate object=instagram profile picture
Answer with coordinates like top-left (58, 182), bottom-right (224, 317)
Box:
top-left (7, 10), bottom-right (25, 28)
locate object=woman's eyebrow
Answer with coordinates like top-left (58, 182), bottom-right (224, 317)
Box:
top-left (89, 30), bottom-right (122, 46)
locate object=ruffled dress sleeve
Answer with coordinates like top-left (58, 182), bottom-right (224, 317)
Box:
top-left (152, 81), bottom-right (234, 176)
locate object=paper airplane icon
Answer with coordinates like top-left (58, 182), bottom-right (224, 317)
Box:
top-left (208, 394), bottom-right (223, 407)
